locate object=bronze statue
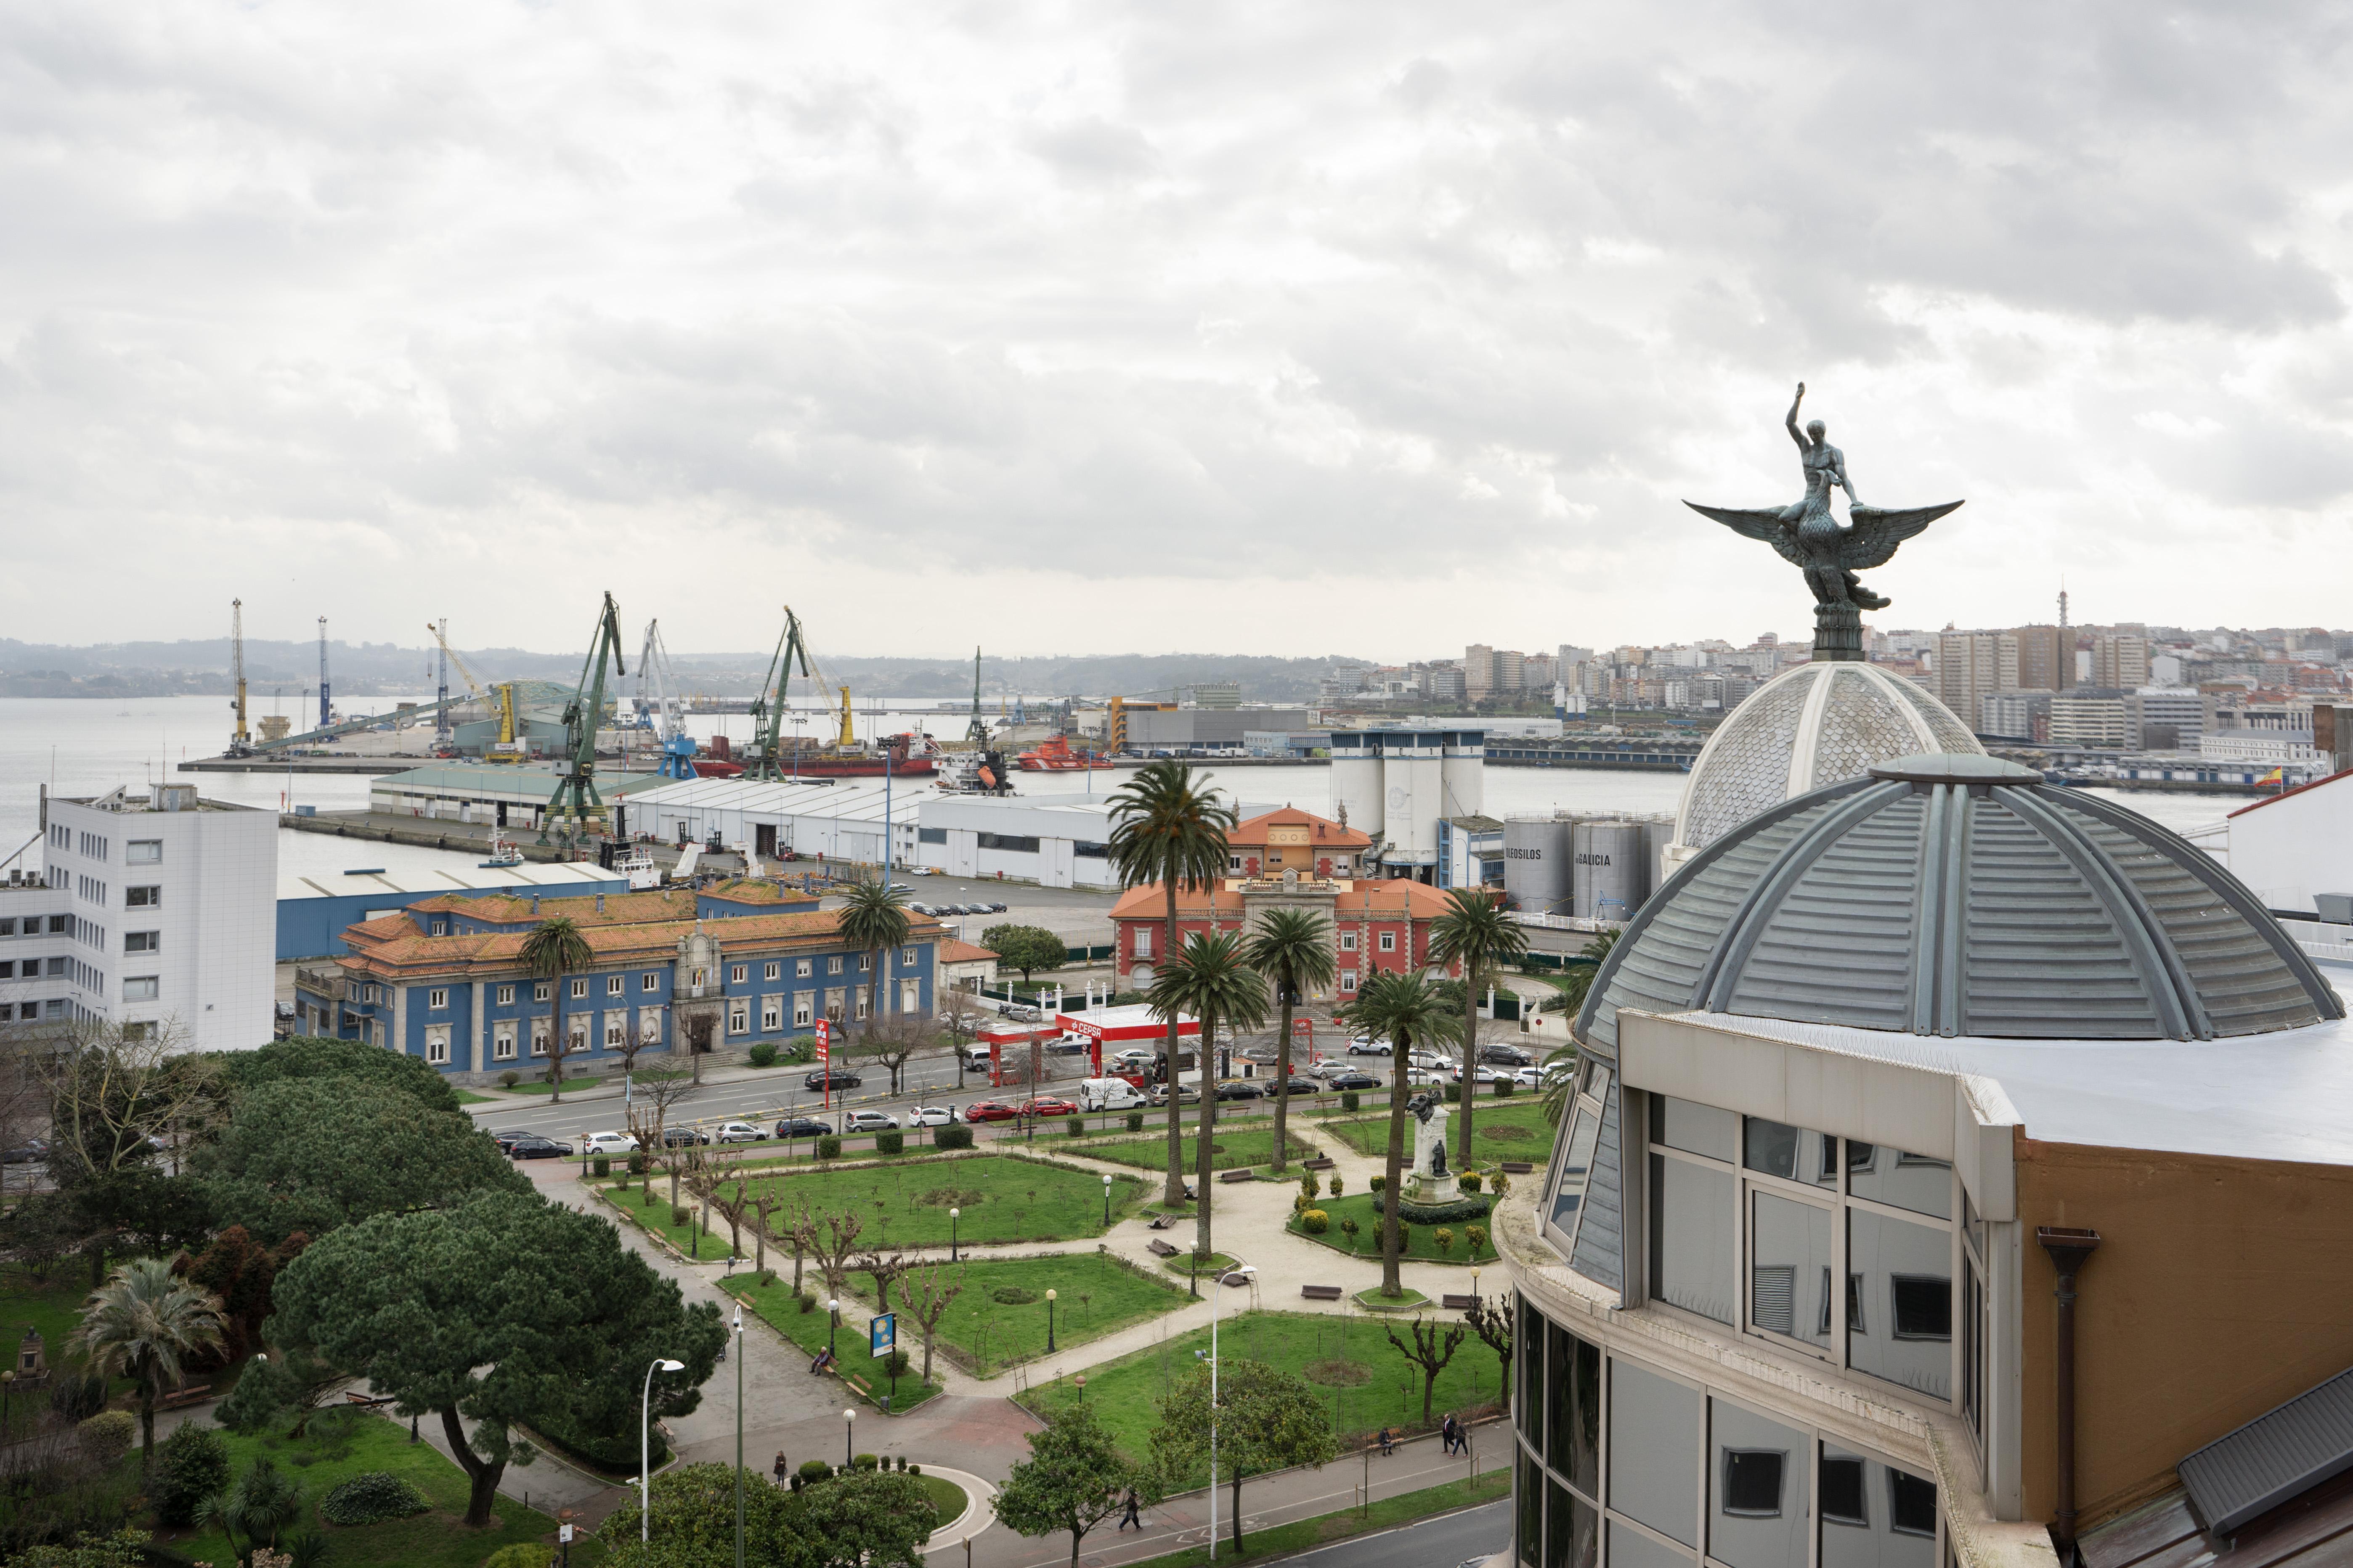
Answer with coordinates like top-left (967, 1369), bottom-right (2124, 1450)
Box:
top-left (1686, 384), bottom-right (1963, 660)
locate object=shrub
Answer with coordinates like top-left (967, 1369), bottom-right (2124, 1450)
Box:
top-left (1369, 1174), bottom-right (1386, 1195)
top-left (640, 1186), bottom-right (660, 1208)
top-left (853, 1453), bottom-right (880, 1472)
top-left (154, 1423), bottom-right (233, 1526)
top-left (484, 1547), bottom-right (557, 1568)
top-left (991, 1285), bottom-right (1040, 1306)
top-left (1491, 1172), bottom-right (1512, 1197)
top-left (1303, 1208), bottom-right (1330, 1234)
top-left (320, 1469), bottom-right (431, 1525)
top-left (77, 1410), bottom-right (135, 1466)
top-left (798, 1294), bottom-right (817, 1314)
top-left (876, 1130), bottom-right (905, 1155)
top-left (1066, 1118), bottom-right (1087, 1139)
top-left (1291, 1192), bottom-right (1306, 1214)
top-left (1466, 1223), bottom-right (1490, 1254)
top-left (1374, 1193), bottom-right (1494, 1226)
top-left (1435, 1226), bottom-right (1456, 1255)
top-left (1300, 1171), bottom-right (1321, 1200)
top-left (1395, 1221), bottom-right (1413, 1250)
top-left (799, 1459), bottom-right (833, 1480)
top-left (629, 1152), bottom-right (647, 1175)
top-left (499, 1070), bottom-right (521, 1088)
top-left (817, 1135), bottom-right (841, 1160)
top-left (1329, 1173), bottom-right (1345, 1197)
top-left (748, 1041), bottom-right (780, 1068)
top-left (1459, 1172), bottom-right (1482, 1193)
top-left (1339, 1217), bottom-right (1360, 1250)
top-left (935, 1124), bottom-right (975, 1151)
top-left (883, 1349), bottom-right (912, 1379)
top-left (1495, 1078), bottom-right (1516, 1097)
top-left (1126, 1112), bottom-right (1146, 1132)
top-left (592, 1155), bottom-right (610, 1177)
top-left (1340, 1091), bottom-right (1359, 1112)
top-left (672, 1205), bottom-right (692, 1226)
top-left (50, 1370), bottom-right (106, 1422)
top-left (1443, 1081), bottom-right (1462, 1104)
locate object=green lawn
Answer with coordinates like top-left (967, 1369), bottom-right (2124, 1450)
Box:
top-left (0, 1264), bottom-right (141, 1427)
top-left (602, 1182), bottom-right (746, 1262)
top-left (154, 1408), bottom-right (598, 1568)
top-left (725, 1271), bottom-right (944, 1414)
top-left (737, 1154), bottom-right (1149, 1248)
top-left (918, 1472), bottom-right (969, 1531)
top-left (1017, 1309), bottom-right (1507, 1466)
top-left (1068, 1126), bottom-right (1318, 1173)
top-left (1315, 1099), bottom-right (1556, 1164)
top-left (1289, 1192), bottom-right (1498, 1266)
top-left (452, 1086), bottom-right (495, 1104)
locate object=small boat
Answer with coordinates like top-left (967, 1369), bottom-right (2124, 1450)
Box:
top-left (617, 848), bottom-right (662, 890)
top-left (480, 837), bottom-right (525, 868)
top-left (1017, 734), bottom-right (1114, 772)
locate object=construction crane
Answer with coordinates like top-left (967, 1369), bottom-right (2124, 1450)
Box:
top-left (424, 622), bottom-right (494, 705)
top-left (424, 622), bottom-right (523, 762)
top-left (228, 600), bottom-right (252, 755)
top-left (964, 648), bottom-right (988, 748)
top-left (541, 592), bottom-right (626, 847)
top-left (745, 607), bottom-right (814, 781)
top-left (637, 620), bottom-right (697, 779)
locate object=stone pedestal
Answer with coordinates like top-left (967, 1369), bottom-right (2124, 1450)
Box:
top-left (1415, 1172), bottom-right (1460, 1205)
top-left (1813, 602), bottom-right (1865, 662)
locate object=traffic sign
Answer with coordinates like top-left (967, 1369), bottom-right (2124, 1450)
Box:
top-left (813, 1018), bottom-right (830, 1061)
top-left (870, 1312), bottom-right (896, 1357)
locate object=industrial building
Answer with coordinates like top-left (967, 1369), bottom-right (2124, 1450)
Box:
top-left (1327, 727), bottom-right (1487, 883)
top-left (33, 785), bottom-right (277, 1051)
top-left (626, 776), bottom-right (922, 874)
top-left (1118, 706), bottom-right (1316, 750)
top-left (367, 765), bottom-right (673, 835)
top-left (276, 861), bottom-right (628, 960)
top-left (1501, 816), bottom-right (1670, 919)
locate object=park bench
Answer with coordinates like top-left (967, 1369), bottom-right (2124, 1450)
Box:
top-left (1223, 1270), bottom-right (1252, 1287)
top-left (1500, 1161), bottom-right (1535, 1174)
top-left (1146, 1213), bottom-right (1177, 1230)
top-left (1300, 1285), bottom-right (1344, 1301)
top-left (156, 1385), bottom-right (214, 1412)
top-left (1440, 1294), bottom-right (1479, 1311)
top-left (844, 1374), bottom-right (873, 1398)
top-left (1217, 1168), bottom-right (1256, 1184)
top-left (1146, 1238), bottom-right (1180, 1258)
top-left (1301, 1157), bottom-right (1336, 1171)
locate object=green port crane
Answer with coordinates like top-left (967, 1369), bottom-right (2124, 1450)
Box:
top-left (745, 605), bottom-right (814, 781)
top-left (542, 591), bottom-right (627, 846)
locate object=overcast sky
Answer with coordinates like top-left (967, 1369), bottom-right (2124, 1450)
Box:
top-left (3, 2), bottom-right (2349, 662)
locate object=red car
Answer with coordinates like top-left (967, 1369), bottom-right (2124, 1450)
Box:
top-left (962, 1099), bottom-right (1023, 1123)
top-left (1019, 1097), bottom-right (1078, 1118)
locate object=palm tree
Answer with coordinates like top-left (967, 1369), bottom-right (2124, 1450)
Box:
top-left (1146, 931), bottom-right (1269, 1271)
top-left (1107, 762), bottom-right (1239, 1207)
top-left (1540, 929), bottom-right (1619, 1126)
top-left (519, 915), bottom-right (596, 1104)
top-left (1241, 908), bottom-right (1337, 1176)
top-left (1427, 889), bottom-right (1529, 1182)
top-left (837, 879), bottom-right (914, 1040)
top-left (199, 1454), bottom-right (304, 1557)
top-left (71, 1257), bottom-right (226, 1470)
top-left (1340, 972), bottom-right (1459, 1298)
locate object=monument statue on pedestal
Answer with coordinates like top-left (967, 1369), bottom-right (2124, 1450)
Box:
top-left (1685, 383), bottom-right (1963, 662)
top-left (1406, 1092), bottom-right (1458, 1202)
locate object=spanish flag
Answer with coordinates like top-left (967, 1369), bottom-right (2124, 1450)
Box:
top-left (2260, 767), bottom-right (2285, 787)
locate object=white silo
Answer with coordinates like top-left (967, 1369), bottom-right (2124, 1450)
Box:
top-left (1384, 732), bottom-right (1446, 874)
top-left (1327, 733), bottom-right (1384, 840)
top-left (1504, 816), bottom-right (1572, 914)
top-left (1440, 730), bottom-right (1486, 821)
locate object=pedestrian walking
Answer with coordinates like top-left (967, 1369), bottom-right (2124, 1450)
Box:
top-left (1441, 1413), bottom-right (1460, 1454)
top-left (1117, 1488), bottom-right (1142, 1530)
top-left (773, 1451), bottom-right (789, 1487)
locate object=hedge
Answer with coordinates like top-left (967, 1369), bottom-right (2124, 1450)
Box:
top-left (319, 1470), bottom-right (432, 1526)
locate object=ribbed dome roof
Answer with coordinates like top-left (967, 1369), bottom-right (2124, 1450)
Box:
top-left (1674, 662), bottom-right (1983, 855)
top-left (1581, 755), bottom-right (2342, 1046)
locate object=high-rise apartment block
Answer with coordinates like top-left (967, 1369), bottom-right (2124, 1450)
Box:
top-left (1425, 664), bottom-right (1467, 702)
top-left (2012, 624), bottom-right (2075, 691)
top-left (2090, 634), bottom-right (2151, 689)
top-left (1495, 649), bottom-right (1525, 692)
top-left (1464, 644), bottom-right (1494, 699)
top-left (1934, 631), bottom-right (2019, 733)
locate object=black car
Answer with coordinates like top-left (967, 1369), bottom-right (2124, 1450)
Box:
top-left (660, 1126), bottom-right (712, 1148)
top-left (804, 1069), bottom-right (863, 1092)
top-left (2, 1137), bottom-right (50, 1165)
top-left (774, 1117), bottom-right (835, 1139)
top-left (505, 1134), bottom-right (573, 1160)
top-left (488, 1129), bottom-right (536, 1153)
top-left (1213, 1079), bottom-right (1265, 1101)
top-left (1265, 1077), bottom-right (1320, 1097)
top-left (1479, 1044), bottom-right (1535, 1066)
top-left (1326, 1071), bottom-right (1382, 1092)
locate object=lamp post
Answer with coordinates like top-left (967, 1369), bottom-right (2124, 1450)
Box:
top-left (843, 1407), bottom-right (856, 1469)
top-left (1102, 1172), bottom-right (1114, 1227)
top-left (827, 1298), bottom-right (840, 1358)
top-left (948, 1208), bottom-right (959, 1263)
top-left (1, 1369), bottom-right (13, 1441)
top-left (1207, 1263), bottom-right (1257, 1560)
top-left (642, 1356), bottom-right (686, 1542)
top-left (1046, 1289), bottom-right (1058, 1353)
top-left (733, 1307), bottom-right (745, 1568)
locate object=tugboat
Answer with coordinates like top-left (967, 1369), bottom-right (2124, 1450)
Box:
top-left (1016, 734), bottom-right (1113, 772)
top-left (479, 836), bottom-right (525, 869)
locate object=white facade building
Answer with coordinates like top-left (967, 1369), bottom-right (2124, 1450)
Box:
top-left (37, 785), bottom-right (278, 1049)
top-left (0, 873), bottom-right (75, 1029)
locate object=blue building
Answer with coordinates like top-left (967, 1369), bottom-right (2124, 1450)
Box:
top-left (290, 883), bottom-right (944, 1081)
top-left (276, 862), bottom-right (629, 959)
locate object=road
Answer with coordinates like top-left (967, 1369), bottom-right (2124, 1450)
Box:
top-left (1257, 1499), bottom-right (1508, 1568)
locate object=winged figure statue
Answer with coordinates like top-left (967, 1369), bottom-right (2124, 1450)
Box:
top-left (1685, 383), bottom-right (1961, 612)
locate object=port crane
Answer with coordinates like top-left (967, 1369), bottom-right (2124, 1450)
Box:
top-left (228, 600), bottom-right (252, 755)
top-left (541, 592), bottom-right (626, 846)
top-left (636, 620), bottom-right (697, 779)
top-left (426, 622), bottom-right (526, 762)
top-left (745, 606), bottom-right (815, 781)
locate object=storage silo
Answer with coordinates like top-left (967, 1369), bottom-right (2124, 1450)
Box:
top-left (1503, 817), bottom-right (1572, 914)
top-left (1641, 818), bottom-right (1673, 906)
top-left (1385, 734), bottom-right (1446, 872)
top-left (1328, 735), bottom-right (1384, 840)
top-left (1440, 731), bottom-right (1486, 821)
top-left (1573, 821), bottom-right (1646, 921)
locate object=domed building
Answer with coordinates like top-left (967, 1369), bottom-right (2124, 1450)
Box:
top-left (1511, 755), bottom-right (2353, 1568)
top-left (1668, 661), bottom-right (1984, 866)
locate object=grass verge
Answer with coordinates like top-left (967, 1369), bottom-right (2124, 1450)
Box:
top-left (734, 1153), bottom-right (1149, 1248)
top-left (602, 1183), bottom-right (744, 1262)
top-left (1116, 1468), bottom-right (1509, 1568)
top-left (1314, 1100), bottom-right (1557, 1163)
top-left (723, 1271), bottom-right (944, 1413)
top-left (1069, 1127), bottom-right (1317, 1173)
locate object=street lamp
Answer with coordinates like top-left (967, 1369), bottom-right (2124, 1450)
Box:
top-left (843, 1407), bottom-right (856, 1469)
top-left (1102, 1172), bottom-right (1114, 1227)
top-left (1205, 1263), bottom-right (1259, 1560)
top-left (948, 1208), bottom-right (960, 1263)
top-left (1046, 1289), bottom-right (1058, 1353)
top-left (642, 1356), bottom-right (686, 1542)
top-left (827, 1298), bottom-right (840, 1358)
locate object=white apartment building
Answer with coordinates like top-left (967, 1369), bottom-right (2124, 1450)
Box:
top-left (0, 873), bottom-right (76, 1029)
top-left (37, 785), bottom-right (278, 1049)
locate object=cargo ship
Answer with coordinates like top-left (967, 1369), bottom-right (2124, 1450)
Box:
top-left (687, 731), bottom-right (936, 779)
top-left (1017, 734), bottom-right (1113, 772)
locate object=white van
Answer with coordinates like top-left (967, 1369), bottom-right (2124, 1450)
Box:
top-left (1078, 1077), bottom-right (1147, 1112)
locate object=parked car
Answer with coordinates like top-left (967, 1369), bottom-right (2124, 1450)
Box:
top-left (804, 1069), bottom-right (863, 1092)
top-left (908, 1106), bottom-right (955, 1127)
top-left (1146, 1083), bottom-right (1202, 1106)
top-left (1112, 1046), bottom-right (1158, 1067)
top-left (714, 1121), bottom-right (766, 1144)
top-left (1304, 1058), bottom-right (1353, 1078)
top-left (962, 1099), bottom-right (1023, 1123)
top-left (775, 1116), bottom-right (835, 1139)
top-left (982, 901), bottom-right (1008, 913)
top-left (1019, 1096), bottom-right (1078, 1118)
top-left (2, 1137), bottom-right (50, 1164)
top-left (962, 1044), bottom-right (995, 1070)
top-left (1347, 1035), bottom-right (1390, 1055)
top-left (1237, 1043), bottom-right (1278, 1063)
top-left (999, 1004), bottom-right (1043, 1022)
top-left (506, 1134), bottom-right (573, 1160)
top-left (488, 1129), bottom-right (536, 1153)
top-left (910, 902), bottom-right (937, 916)
top-left (843, 1110), bottom-right (899, 1133)
top-left (1326, 1071), bottom-right (1383, 1092)
top-left (1515, 1065), bottom-right (1546, 1089)
top-left (1212, 1079), bottom-right (1265, 1102)
top-left (660, 1125), bottom-right (712, 1148)
top-left (580, 1130), bottom-right (639, 1157)
top-left (1265, 1076), bottom-right (1320, 1097)
top-left (1479, 1043), bottom-right (1536, 1066)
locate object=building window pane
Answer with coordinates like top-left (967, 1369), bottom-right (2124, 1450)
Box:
top-left (1518, 1452), bottom-right (1544, 1568)
top-left (1607, 1520), bottom-right (1695, 1568)
top-left (1962, 1259), bottom-right (1984, 1436)
top-left (1518, 1296), bottom-right (1544, 1439)
top-left (1820, 1445), bottom-right (1938, 1568)
top-left (1547, 1105), bottom-right (1602, 1245)
top-left (1649, 1155), bottom-right (1735, 1325)
top-left (1847, 1210), bottom-right (1953, 1399)
top-left (1544, 1322), bottom-right (1600, 1498)
top-left (1749, 1191), bottom-right (1835, 1353)
top-left (1744, 1118), bottom-right (1838, 1188)
top-left (1544, 1477), bottom-right (1596, 1568)
top-left (1709, 1398), bottom-right (1809, 1568)
top-left (1846, 1144), bottom-right (1953, 1219)
top-left (1608, 1359), bottom-right (1700, 1547)
top-left (1649, 1095), bottom-right (1736, 1162)
top-left (794, 993), bottom-right (813, 1027)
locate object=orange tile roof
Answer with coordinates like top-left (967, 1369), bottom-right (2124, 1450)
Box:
top-left (1226, 806), bottom-right (1371, 851)
top-left (1107, 878), bottom-right (1448, 922)
top-left (407, 889), bottom-right (698, 926)
top-left (340, 909), bottom-right (948, 982)
top-left (938, 940), bottom-right (998, 964)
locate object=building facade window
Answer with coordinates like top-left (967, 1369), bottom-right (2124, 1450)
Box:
top-left (900, 946), bottom-right (917, 967)
top-left (493, 1025), bottom-right (517, 1061)
top-left (825, 988), bottom-right (846, 1022)
top-left (764, 961), bottom-right (780, 981)
top-left (530, 1018), bottom-right (550, 1056)
top-left (126, 840), bottom-right (159, 864)
top-left (125, 931), bottom-right (158, 954)
top-left (1134, 928), bottom-right (1153, 959)
top-left (797, 958), bottom-right (814, 978)
top-left (828, 956), bottom-right (844, 975)
top-left (428, 988), bottom-right (448, 1010)
top-left (570, 977), bottom-right (589, 999)
top-left (858, 953), bottom-right (872, 972)
top-left (731, 965), bottom-right (748, 984)
top-left (125, 885), bottom-right (159, 908)
top-left (1340, 931), bottom-right (1358, 951)
top-left (899, 978), bottom-right (920, 1013)
top-left (643, 972), bottom-right (660, 991)
top-left (122, 976), bottom-right (159, 1001)
top-left (425, 1025), bottom-right (451, 1066)
top-left (794, 992), bottom-right (813, 1027)
top-left (1379, 931), bottom-right (1396, 952)
top-left (762, 996), bottom-right (782, 1031)
top-left (497, 985), bottom-right (515, 1005)
top-left (607, 975), bottom-right (624, 996)
top-left (1340, 970), bottom-right (1358, 993)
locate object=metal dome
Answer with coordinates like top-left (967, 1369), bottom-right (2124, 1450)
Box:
top-left (1672, 662), bottom-right (1982, 857)
top-left (1582, 754), bottom-right (2342, 1046)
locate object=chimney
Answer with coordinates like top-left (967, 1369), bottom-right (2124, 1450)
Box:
top-left (596, 893), bottom-right (606, 914)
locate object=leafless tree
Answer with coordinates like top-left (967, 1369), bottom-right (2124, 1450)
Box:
top-left (806, 1207), bottom-right (866, 1301)
top-left (900, 1257), bottom-right (968, 1385)
top-left (781, 1198), bottom-right (821, 1292)
top-left (842, 1013), bottom-right (937, 1097)
top-left (749, 1187), bottom-right (786, 1277)
top-left (706, 1170), bottom-right (756, 1262)
top-left (1385, 1314), bottom-right (1469, 1425)
top-left (1465, 1290), bottom-right (1515, 1393)
top-left (38, 1017), bottom-right (218, 1185)
top-left (624, 1070), bottom-right (703, 1207)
